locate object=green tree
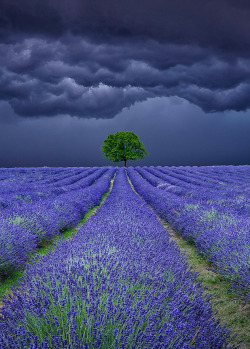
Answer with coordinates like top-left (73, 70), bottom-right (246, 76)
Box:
top-left (101, 131), bottom-right (149, 167)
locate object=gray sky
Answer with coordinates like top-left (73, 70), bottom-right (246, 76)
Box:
top-left (0, 0), bottom-right (250, 166)
top-left (0, 97), bottom-right (249, 167)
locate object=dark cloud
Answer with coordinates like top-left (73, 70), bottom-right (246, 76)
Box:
top-left (1, 1), bottom-right (250, 117)
top-left (2, 0), bottom-right (250, 50)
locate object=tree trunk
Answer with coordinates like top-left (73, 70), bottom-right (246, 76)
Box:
top-left (124, 159), bottom-right (127, 167)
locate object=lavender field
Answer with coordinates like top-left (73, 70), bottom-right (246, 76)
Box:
top-left (0, 166), bottom-right (249, 348)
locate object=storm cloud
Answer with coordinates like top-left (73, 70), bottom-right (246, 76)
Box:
top-left (1, 0), bottom-right (250, 118)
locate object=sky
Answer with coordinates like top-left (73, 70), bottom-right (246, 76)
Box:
top-left (0, 0), bottom-right (249, 167)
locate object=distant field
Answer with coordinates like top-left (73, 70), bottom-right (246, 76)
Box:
top-left (0, 166), bottom-right (249, 348)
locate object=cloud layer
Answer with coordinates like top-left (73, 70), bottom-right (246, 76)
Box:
top-left (1, 0), bottom-right (250, 118)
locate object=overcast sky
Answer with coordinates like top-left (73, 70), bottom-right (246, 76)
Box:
top-left (0, 0), bottom-right (249, 167)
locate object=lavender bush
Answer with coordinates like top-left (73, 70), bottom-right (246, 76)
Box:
top-left (0, 221), bottom-right (37, 279)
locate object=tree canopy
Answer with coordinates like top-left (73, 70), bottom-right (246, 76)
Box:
top-left (101, 131), bottom-right (149, 167)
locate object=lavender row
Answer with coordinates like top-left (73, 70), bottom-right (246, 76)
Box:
top-left (163, 165), bottom-right (250, 183)
top-left (151, 166), bottom-right (250, 217)
top-left (160, 166), bottom-right (250, 192)
top-left (0, 168), bottom-right (232, 348)
top-left (137, 167), bottom-right (250, 217)
top-left (127, 167), bottom-right (250, 302)
top-left (147, 166), bottom-right (250, 194)
top-left (0, 167), bottom-right (90, 195)
top-left (0, 168), bottom-right (115, 279)
top-left (0, 168), bottom-right (104, 210)
top-left (0, 167), bottom-right (81, 187)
